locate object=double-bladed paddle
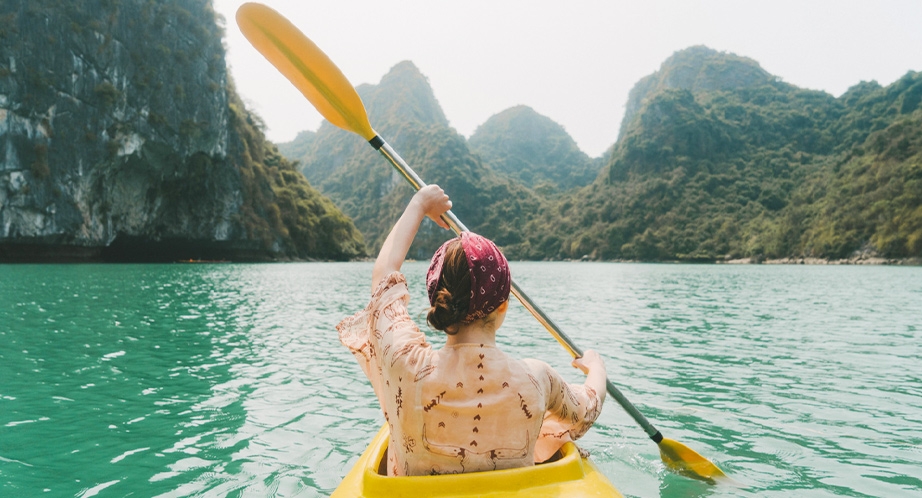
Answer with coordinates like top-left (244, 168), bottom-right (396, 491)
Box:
top-left (236, 2), bottom-right (725, 481)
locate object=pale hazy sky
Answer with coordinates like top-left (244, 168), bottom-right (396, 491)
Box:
top-left (213, 0), bottom-right (922, 157)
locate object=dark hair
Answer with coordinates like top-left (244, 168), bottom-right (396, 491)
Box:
top-left (426, 239), bottom-right (470, 334)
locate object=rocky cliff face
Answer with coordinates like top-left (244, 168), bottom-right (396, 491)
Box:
top-left (0, 0), bottom-right (364, 261)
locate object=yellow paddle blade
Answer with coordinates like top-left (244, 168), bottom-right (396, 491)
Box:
top-left (658, 438), bottom-right (726, 481)
top-left (236, 3), bottom-right (377, 140)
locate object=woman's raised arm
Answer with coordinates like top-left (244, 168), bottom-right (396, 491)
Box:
top-left (371, 185), bottom-right (452, 292)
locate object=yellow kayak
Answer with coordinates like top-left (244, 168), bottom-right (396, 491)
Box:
top-left (331, 425), bottom-right (622, 497)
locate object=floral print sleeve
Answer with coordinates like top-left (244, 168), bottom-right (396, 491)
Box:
top-left (338, 272), bottom-right (439, 476)
top-left (523, 359), bottom-right (605, 463)
top-left (337, 272), bottom-right (431, 405)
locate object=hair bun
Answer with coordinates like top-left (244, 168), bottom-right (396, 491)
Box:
top-left (427, 288), bottom-right (466, 334)
top-left (426, 239), bottom-right (472, 334)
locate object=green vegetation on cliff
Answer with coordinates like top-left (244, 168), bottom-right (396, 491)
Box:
top-left (779, 98), bottom-right (922, 259)
top-left (228, 87), bottom-right (365, 260)
top-left (540, 56), bottom-right (922, 261)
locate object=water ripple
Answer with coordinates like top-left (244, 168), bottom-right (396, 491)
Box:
top-left (1, 262), bottom-right (920, 496)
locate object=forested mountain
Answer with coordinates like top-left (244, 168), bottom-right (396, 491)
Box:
top-left (0, 0), bottom-right (363, 261)
top-left (281, 61), bottom-right (545, 258)
top-left (533, 48), bottom-right (922, 261)
top-left (282, 47), bottom-right (921, 262)
top-left (468, 105), bottom-right (600, 191)
top-left (15, 4), bottom-right (913, 263)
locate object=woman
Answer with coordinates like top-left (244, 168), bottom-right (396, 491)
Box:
top-left (337, 185), bottom-right (606, 476)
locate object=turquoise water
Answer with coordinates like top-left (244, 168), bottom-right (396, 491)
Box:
top-left (1, 262), bottom-right (920, 497)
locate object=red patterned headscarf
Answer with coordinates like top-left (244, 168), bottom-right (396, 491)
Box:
top-left (427, 232), bottom-right (511, 322)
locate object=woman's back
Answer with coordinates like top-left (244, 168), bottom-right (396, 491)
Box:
top-left (416, 343), bottom-right (544, 475)
top-left (340, 273), bottom-right (545, 476)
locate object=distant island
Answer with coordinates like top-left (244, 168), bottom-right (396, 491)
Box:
top-left (280, 47), bottom-right (922, 264)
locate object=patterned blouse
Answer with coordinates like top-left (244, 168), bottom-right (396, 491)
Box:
top-left (337, 272), bottom-right (604, 476)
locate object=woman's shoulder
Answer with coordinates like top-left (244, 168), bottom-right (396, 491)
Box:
top-left (372, 271), bottom-right (408, 296)
top-left (519, 357), bottom-right (557, 390)
top-left (520, 357), bottom-right (553, 373)
top-left (367, 271), bottom-right (411, 308)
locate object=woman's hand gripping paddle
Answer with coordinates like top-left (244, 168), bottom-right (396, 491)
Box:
top-left (236, 2), bottom-right (726, 482)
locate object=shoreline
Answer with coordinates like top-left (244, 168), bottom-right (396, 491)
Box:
top-left (3, 245), bottom-right (920, 266)
top-left (719, 256), bottom-right (922, 266)
top-left (552, 255), bottom-right (922, 265)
